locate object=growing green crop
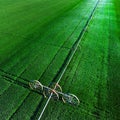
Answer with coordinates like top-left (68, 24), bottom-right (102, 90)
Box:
top-left (0, 0), bottom-right (119, 119)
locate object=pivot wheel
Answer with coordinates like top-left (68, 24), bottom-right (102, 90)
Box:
top-left (45, 88), bottom-right (59, 100)
top-left (51, 83), bottom-right (62, 100)
top-left (29, 80), bottom-right (43, 91)
top-left (62, 93), bottom-right (80, 106)
top-left (45, 83), bottom-right (62, 100)
top-left (50, 83), bottom-right (62, 92)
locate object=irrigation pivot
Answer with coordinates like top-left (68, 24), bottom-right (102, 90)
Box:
top-left (29, 80), bottom-right (80, 106)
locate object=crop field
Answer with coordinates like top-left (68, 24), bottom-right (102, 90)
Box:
top-left (0, 0), bottom-right (119, 120)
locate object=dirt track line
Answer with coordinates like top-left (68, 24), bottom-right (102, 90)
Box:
top-left (37, 0), bottom-right (100, 119)
top-left (0, 69), bottom-right (29, 82)
top-left (2, 75), bottom-right (40, 95)
top-left (2, 75), bottom-right (29, 90)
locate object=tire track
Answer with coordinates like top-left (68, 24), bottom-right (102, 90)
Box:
top-left (36, 0), bottom-right (100, 119)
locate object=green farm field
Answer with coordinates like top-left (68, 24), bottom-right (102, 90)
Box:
top-left (0, 0), bottom-right (120, 120)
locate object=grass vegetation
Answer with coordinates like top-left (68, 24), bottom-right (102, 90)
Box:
top-left (0, 0), bottom-right (119, 119)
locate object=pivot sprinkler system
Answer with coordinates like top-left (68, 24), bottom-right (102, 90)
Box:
top-left (29, 80), bottom-right (80, 106)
